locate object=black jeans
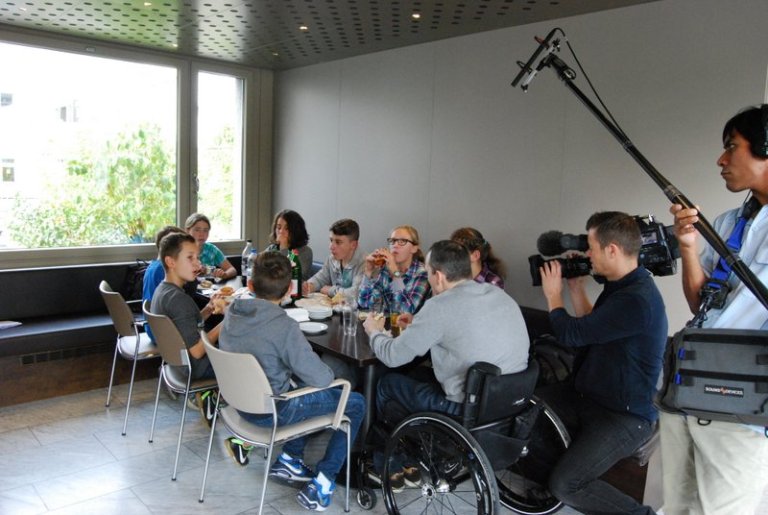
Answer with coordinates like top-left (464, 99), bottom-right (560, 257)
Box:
top-left (539, 384), bottom-right (656, 515)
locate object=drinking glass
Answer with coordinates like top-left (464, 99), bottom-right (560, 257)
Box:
top-left (342, 300), bottom-right (358, 336)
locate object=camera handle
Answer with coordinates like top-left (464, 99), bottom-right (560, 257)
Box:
top-left (512, 36), bottom-right (768, 313)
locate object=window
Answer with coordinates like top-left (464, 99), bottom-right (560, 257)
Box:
top-left (0, 41), bottom-right (177, 249)
top-left (0, 34), bottom-right (266, 267)
top-left (196, 71), bottom-right (244, 242)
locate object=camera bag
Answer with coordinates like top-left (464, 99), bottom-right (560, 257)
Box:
top-left (657, 328), bottom-right (768, 426)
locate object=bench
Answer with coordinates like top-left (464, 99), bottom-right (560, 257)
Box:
top-left (0, 262), bottom-right (156, 406)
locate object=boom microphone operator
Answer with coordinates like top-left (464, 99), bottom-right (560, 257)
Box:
top-left (536, 230), bottom-right (588, 256)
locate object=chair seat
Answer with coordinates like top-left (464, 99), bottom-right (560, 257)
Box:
top-left (219, 405), bottom-right (351, 445)
top-left (116, 332), bottom-right (158, 360)
top-left (162, 364), bottom-right (218, 394)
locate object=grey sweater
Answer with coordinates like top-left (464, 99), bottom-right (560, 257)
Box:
top-left (219, 297), bottom-right (333, 394)
top-left (370, 280), bottom-right (530, 402)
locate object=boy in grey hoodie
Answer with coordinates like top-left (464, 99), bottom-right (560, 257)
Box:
top-left (219, 251), bottom-right (365, 512)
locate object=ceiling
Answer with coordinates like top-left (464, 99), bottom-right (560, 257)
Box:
top-left (0, 0), bottom-right (658, 70)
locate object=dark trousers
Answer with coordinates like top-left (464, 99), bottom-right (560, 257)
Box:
top-left (539, 384), bottom-right (655, 515)
top-left (376, 372), bottom-right (462, 422)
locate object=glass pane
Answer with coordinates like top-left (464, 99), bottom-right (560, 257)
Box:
top-left (196, 71), bottom-right (243, 241)
top-left (0, 42), bottom-right (177, 249)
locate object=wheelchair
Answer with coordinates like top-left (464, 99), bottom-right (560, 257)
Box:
top-left (355, 360), bottom-right (571, 515)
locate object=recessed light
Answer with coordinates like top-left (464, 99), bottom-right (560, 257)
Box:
top-left (411, 12), bottom-right (421, 20)
top-left (299, 25), bottom-right (309, 31)
top-left (143, 2), bottom-right (152, 6)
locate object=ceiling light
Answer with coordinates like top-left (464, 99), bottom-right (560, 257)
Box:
top-left (299, 25), bottom-right (309, 31)
top-left (411, 13), bottom-right (421, 20)
top-left (143, 2), bottom-right (152, 6)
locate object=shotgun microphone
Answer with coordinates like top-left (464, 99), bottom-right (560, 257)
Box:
top-left (511, 28), bottom-right (559, 91)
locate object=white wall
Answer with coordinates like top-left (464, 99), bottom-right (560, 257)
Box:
top-left (273, 0), bottom-right (768, 331)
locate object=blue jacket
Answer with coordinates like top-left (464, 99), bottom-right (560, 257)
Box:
top-left (548, 267), bottom-right (667, 422)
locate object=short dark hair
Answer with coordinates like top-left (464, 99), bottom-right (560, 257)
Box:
top-left (184, 213), bottom-right (211, 231)
top-left (330, 218), bottom-right (360, 241)
top-left (159, 233), bottom-right (196, 271)
top-left (426, 240), bottom-right (472, 282)
top-left (722, 105), bottom-right (768, 158)
top-left (585, 211), bottom-right (641, 257)
top-left (154, 225), bottom-right (185, 249)
top-left (270, 209), bottom-right (309, 248)
top-left (251, 251), bottom-right (292, 300)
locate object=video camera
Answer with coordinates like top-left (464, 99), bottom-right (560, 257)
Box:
top-left (528, 214), bottom-right (679, 286)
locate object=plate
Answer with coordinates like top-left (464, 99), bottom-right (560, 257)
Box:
top-left (285, 308), bottom-right (310, 323)
top-left (299, 322), bottom-right (328, 334)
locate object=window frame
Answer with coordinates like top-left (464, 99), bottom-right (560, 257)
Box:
top-left (0, 28), bottom-right (271, 269)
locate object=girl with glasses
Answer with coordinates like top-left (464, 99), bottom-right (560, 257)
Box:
top-left (357, 225), bottom-right (429, 315)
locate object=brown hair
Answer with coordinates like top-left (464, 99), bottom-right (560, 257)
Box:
top-left (585, 211), bottom-right (641, 257)
top-left (159, 233), bottom-right (196, 271)
top-left (154, 225), bottom-right (185, 249)
top-left (450, 227), bottom-right (506, 280)
top-left (251, 251), bottom-right (292, 300)
top-left (330, 218), bottom-right (360, 241)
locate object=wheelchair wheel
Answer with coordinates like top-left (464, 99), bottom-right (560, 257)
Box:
top-left (495, 398), bottom-right (570, 515)
top-left (357, 486), bottom-right (377, 510)
top-left (382, 412), bottom-right (499, 515)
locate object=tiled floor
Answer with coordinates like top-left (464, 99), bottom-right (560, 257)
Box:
top-left (0, 379), bottom-right (588, 514)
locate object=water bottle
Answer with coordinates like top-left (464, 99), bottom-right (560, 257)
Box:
top-left (246, 249), bottom-right (258, 283)
top-left (241, 239), bottom-right (253, 285)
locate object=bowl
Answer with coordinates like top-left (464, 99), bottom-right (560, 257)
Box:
top-left (307, 307), bottom-right (333, 320)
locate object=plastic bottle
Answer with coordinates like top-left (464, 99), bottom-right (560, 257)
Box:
top-left (246, 249), bottom-right (258, 284)
top-left (241, 239), bottom-right (253, 285)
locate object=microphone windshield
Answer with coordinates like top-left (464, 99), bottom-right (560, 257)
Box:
top-left (537, 230), bottom-right (565, 256)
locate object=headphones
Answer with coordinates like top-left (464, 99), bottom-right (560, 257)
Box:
top-left (754, 103), bottom-right (768, 158)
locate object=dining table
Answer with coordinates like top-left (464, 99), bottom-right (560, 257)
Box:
top-left (303, 313), bottom-right (380, 439)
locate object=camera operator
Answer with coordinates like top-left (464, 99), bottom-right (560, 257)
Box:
top-left (538, 211), bottom-right (667, 515)
top-left (663, 105), bottom-right (768, 515)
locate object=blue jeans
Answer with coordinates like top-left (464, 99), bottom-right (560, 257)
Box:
top-left (539, 384), bottom-right (655, 515)
top-left (376, 373), bottom-right (462, 422)
top-left (240, 387), bottom-right (365, 481)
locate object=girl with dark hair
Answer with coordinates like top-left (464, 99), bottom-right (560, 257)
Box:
top-left (265, 209), bottom-right (314, 280)
top-left (450, 227), bottom-right (506, 289)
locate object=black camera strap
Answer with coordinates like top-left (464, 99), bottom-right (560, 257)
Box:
top-left (691, 197), bottom-right (761, 327)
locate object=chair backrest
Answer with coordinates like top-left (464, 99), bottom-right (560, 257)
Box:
top-left (99, 280), bottom-right (137, 337)
top-left (142, 300), bottom-right (189, 368)
top-left (463, 360), bottom-right (540, 427)
top-left (201, 331), bottom-right (275, 415)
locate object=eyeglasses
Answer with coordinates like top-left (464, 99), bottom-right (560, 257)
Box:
top-left (387, 237), bottom-right (415, 247)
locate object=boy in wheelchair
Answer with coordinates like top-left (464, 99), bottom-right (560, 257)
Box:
top-left (362, 240), bottom-right (530, 486)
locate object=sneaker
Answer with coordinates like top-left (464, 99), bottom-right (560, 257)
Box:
top-left (402, 466), bottom-right (422, 487)
top-left (297, 479), bottom-right (334, 511)
top-left (366, 467), bottom-right (405, 493)
top-left (195, 389), bottom-right (216, 427)
top-left (269, 454), bottom-right (314, 482)
top-left (225, 437), bottom-right (251, 467)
